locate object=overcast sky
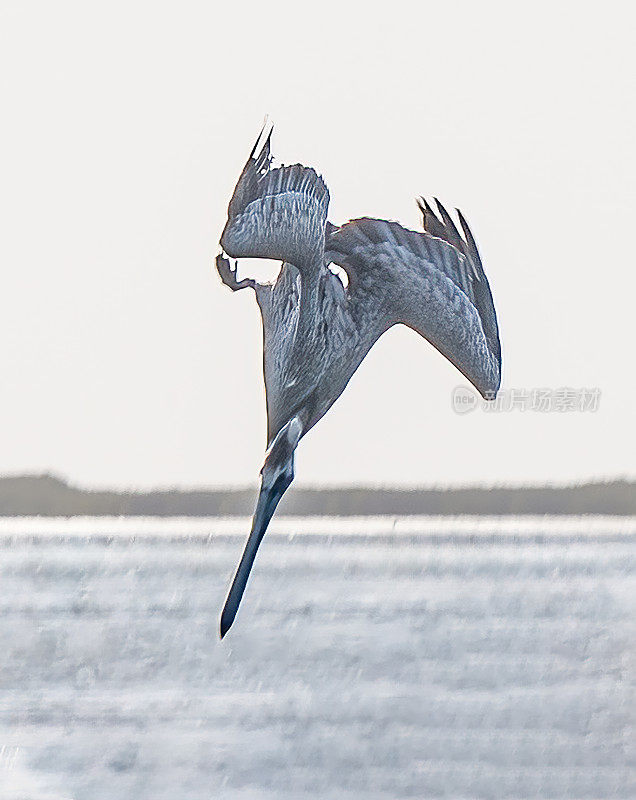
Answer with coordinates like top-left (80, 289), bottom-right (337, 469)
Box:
top-left (1, 1), bottom-right (634, 489)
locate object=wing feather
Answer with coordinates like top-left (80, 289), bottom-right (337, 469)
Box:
top-left (326, 212), bottom-right (501, 398)
top-left (220, 124), bottom-right (330, 270)
top-left (417, 199), bottom-right (501, 366)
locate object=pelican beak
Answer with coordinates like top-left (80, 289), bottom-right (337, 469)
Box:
top-left (219, 476), bottom-right (288, 639)
top-left (220, 416), bottom-right (301, 638)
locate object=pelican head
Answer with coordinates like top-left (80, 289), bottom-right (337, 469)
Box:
top-left (248, 423), bottom-right (298, 547)
top-left (220, 416), bottom-right (302, 638)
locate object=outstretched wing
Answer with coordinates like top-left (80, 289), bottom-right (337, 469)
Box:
top-left (325, 204), bottom-right (501, 398)
top-left (220, 123), bottom-right (330, 271)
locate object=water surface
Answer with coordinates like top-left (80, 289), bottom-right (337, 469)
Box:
top-left (0, 516), bottom-right (634, 799)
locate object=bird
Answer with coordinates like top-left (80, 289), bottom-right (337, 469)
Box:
top-left (216, 121), bottom-right (501, 637)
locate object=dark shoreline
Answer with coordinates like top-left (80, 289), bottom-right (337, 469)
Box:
top-left (1, 474), bottom-right (634, 516)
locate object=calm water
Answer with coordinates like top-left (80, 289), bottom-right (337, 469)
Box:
top-left (0, 516), bottom-right (634, 799)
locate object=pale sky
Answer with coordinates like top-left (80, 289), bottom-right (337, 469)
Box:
top-left (1, 1), bottom-right (634, 489)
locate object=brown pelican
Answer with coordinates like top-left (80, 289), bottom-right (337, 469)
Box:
top-left (216, 122), bottom-right (501, 637)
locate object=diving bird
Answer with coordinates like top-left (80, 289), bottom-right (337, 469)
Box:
top-left (216, 122), bottom-right (501, 637)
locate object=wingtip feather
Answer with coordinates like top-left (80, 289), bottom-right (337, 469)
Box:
top-left (455, 207), bottom-right (483, 270)
top-left (248, 117), bottom-right (274, 171)
top-left (434, 198), bottom-right (465, 247)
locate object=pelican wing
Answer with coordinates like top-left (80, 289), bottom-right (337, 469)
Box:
top-left (326, 207), bottom-right (501, 398)
top-left (220, 124), bottom-right (330, 271)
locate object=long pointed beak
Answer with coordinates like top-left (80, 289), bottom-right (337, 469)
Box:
top-left (219, 482), bottom-right (281, 639)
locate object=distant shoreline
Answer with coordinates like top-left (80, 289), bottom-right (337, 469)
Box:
top-left (1, 474), bottom-right (634, 516)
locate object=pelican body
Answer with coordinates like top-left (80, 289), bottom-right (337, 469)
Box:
top-left (216, 123), bottom-right (501, 637)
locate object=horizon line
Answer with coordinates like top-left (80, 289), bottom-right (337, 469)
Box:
top-left (2, 471), bottom-right (635, 494)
